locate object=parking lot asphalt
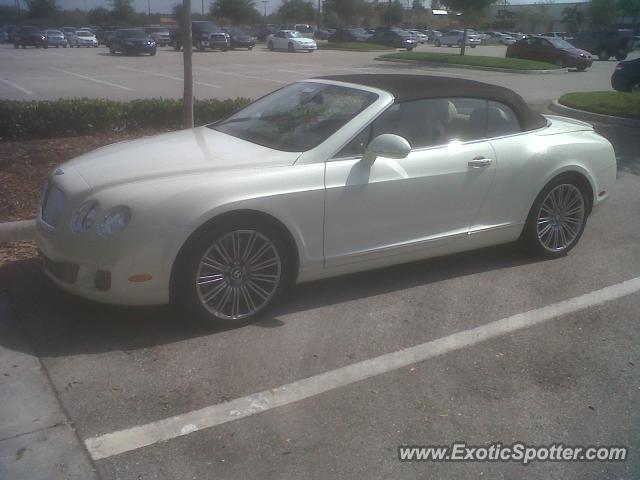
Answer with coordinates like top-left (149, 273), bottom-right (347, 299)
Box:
top-left (1, 43), bottom-right (638, 105)
top-left (1, 117), bottom-right (639, 478)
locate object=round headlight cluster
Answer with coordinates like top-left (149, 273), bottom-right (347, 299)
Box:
top-left (71, 201), bottom-right (98, 233)
top-left (98, 206), bottom-right (132, 237)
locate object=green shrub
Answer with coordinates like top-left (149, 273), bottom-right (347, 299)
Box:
top-left (0, 97), bottom-right (252, 140)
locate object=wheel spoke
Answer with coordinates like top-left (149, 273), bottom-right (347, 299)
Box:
top-left (196, 229), bottom-right (281, 321)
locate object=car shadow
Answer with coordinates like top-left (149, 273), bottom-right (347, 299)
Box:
top-left (0, 243), bottom-right (542, 358)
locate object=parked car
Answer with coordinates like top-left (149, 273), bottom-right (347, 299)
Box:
top-left (109, 29), bottom-right (156, 55)
top-left (61, 27), bottom-right (76, 43)
top-left (425, 29), bottom-right (442, 43)
top-left (224, 27), bottom-right (255, 50)
top-left (328, 28), bottom-right (372, 43)
top-left (314, 28), bottom-right (333, 40)
top-left (506, 36), bottom-right (593, 70)
top-left (171, 21), bottom-right (229, 51)
top-left (96, 26), bottom-right (117, 46)
top-left (434, 30), bottom-right (481, 48)
top-left (611, 58), bottom-right (640, 92)
top-left (277, 23), bottom-right (315, 39)
top-left (44, 29), bottom-right (67, 47)
top-left (367, 29), bottom-right (417, 50)
top-left (408, 30), bottom-right (428, 44)
top-left (571, 29), bottom-right (634, 61)
top-left (13, 26), bottom-right (47, 48)
top-left (69, 29), bottom-right (98, 47)
top-left (486, 31), bottom-right (515, 45)
top-left (35, 74), bottom-right (616, 325)
top-left (267, 30), bottom-right (317, 52)
top-left (144, 26), bottom-right (171, 47)
top-left (253, 24), bottom-right (277, 41)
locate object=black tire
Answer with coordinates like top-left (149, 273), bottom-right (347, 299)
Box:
top-left (597, 49), bottom-right (609, 61)
top-left (268, 40), bottom-right (274, 51)
top-left (248, 45), bottom-right (253, 50)
top-left (109, 47), bottom-right (115, 54)
top-left (519, 175), bottom-right (589, 258)
top-left (615, 52), bottom-right (627, 61)
top-left (150, 49), bottom-right (156, 56)
top-left (406, 46), bottom-right (413, 51)
top-left (173, 217), bottom-right (293, 326)
top-left (470, 45), bottom-right (476, 48)
top-left (288, 42), bottom-right (294, 52)
top-left (196, 41), bottom-right (205, 52)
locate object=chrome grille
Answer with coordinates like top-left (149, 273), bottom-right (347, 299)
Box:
top-left (41, 183), bottom-right (65, 228)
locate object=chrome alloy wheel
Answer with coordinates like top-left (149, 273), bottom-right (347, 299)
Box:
top-left (195, 230), bottom-right (282, 320)
top-left (536, 184), bottom-right (585, 252)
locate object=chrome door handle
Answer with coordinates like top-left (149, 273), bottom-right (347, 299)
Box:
top-left (468, 157), bottom-right (493, 168)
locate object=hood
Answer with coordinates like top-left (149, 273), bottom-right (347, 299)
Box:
top-left (66, 127), bottom-right (301, 190)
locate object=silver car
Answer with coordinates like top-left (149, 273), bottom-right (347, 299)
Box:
top-left (45, 29), bottom-right (67, 47)
top-left (434, 30), bottom-right (481, 48)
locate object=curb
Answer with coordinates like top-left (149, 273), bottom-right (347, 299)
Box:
top-left (0, 220), bottom-right (36, 243)
top-left (375, 56), bottom-right (567, 74)
top-left (549, 100), bottom-right (640, 128)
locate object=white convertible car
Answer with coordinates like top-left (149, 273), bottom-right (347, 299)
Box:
top-left (267, 30), bottom-right (317, 52)
top-left (37, 75), bottom-right (616, 325)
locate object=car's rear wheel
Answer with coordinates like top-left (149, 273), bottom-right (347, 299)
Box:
top-left (520, 176), bottom-right (588, 258)
top-left (597, 49), bottom-right (609, 61)
top-left (174, 218), bottom-right (292, 326)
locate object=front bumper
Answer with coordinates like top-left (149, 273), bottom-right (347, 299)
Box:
top-left (294, 43), bottom-right (317, 50)
top-left (47, 38), bottom-right (66, 46)
top-left (36, 213), bottom-right (184, 306)
top-left (124, 43), bottom-right (156, 53)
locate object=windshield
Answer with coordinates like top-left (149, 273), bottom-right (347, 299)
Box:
top-left (287, 31), bottom-right (302, 38)
top-left (211, 82), bottom-right (378, 152)
top-left (46, 30), bottom-right (62, 35)
top-left (549, 38), bottom-right (575, 49)
top-left (77, 30), bottom-right (92, 36)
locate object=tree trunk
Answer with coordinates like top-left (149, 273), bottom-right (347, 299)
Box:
top-left (460, 26), bottom-right (467, 56)
top-left (182, 0), bottom-right (194, 129)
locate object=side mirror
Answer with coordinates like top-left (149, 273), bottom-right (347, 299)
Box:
top-left (362, 134), bottom-right (411, 166)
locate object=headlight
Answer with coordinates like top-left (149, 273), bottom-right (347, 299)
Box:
top-left (71, 201), bottom-right (98, 233)
top-left (98, 206), bottom-right (131, 236)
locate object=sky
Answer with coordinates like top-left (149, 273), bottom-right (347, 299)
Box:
top-left (2, 0), bottom-right (588, 16)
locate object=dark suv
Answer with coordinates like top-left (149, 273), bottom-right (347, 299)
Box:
top-left (14, 26), bottom-right (47, 48)
top-left (171, 21), bottom-right (229, 51)
top-left (109, 29), bottom-right (156, 55)
top-left (571, 29), bottom-right (634, 61)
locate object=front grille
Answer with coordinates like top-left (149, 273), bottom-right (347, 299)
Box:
top-left (41, 183), bottom-right (66, 228)
top-left (43, 256), bottom-right (79, 284)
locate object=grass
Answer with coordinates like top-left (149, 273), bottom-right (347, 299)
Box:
top-left (380, 51), bottom-right (560, 71)
top-left (318, 41), bottom-right (395, 51)
top-left (559, 91), bottom-right (640, 119)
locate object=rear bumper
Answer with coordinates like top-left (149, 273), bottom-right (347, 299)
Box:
top-left (611, 71), bottom-right (629, 91)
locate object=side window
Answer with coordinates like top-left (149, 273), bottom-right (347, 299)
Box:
top-left (487, 101), bottom-right (521, 137)
top-left (333, 97), bottom-right (489, 158)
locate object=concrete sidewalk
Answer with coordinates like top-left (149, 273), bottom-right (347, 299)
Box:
top-left (0, 291), bottom-right (98, 480)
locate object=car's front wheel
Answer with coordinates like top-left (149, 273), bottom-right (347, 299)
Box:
top-left (520, 176), bottom-right (588, 258)
top-left (174, 218), bottom-right (292, 326)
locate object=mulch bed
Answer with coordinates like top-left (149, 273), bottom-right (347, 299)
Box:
top-left (0, 129), bottom-right (168, 223)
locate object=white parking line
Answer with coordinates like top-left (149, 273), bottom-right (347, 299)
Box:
top-left (51, 68), bottom-right (133, 91)
top-left (84, 275), bottom-right (640, 461)
top-left (196, 66), bottom-right (287, 84)
top-left (117, 66), bottom-right (221, 89)
top-left (0, 78), bottom-right (34, 95)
